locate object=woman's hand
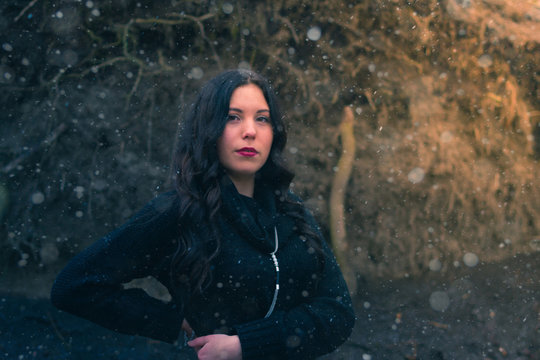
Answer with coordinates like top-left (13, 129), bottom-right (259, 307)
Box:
top-left (188, 334), bottom-right (242, 360)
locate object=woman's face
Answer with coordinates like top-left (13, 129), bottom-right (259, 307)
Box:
top-left (217, 84), bottom-right (274, 184)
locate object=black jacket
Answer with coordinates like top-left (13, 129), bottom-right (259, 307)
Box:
top-left (51, 177), bottom-right (355, 359)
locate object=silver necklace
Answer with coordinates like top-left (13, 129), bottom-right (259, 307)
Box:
top-left (264, 226), bottom-right (280, 318)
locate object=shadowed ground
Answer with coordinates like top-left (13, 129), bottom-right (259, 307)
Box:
top-left (1, 253), bottom-right (537, 359)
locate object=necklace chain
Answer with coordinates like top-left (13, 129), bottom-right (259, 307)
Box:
top-left (264, 227), bottom-right (280, 318)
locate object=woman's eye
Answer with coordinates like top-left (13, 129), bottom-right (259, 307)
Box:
top-left (257, 116), bottom-right (270, 123)
top-left (227, 114), bottom-right (240, 121)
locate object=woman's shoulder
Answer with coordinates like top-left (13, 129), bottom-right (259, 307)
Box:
top-left (284, 189), bottom-right (304, 204)
top-left (122, 190), bottom-right (180, 231)
top-left (284, 189), bottom-right (324, 230)
top-left (146, 190), bottom-right (180, 214)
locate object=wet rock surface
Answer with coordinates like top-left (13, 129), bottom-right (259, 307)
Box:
top-left (1, 253), bottom-right (537, 359)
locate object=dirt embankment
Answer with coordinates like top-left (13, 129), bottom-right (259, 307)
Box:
top-left (2, 0), bottom-right (539, 281)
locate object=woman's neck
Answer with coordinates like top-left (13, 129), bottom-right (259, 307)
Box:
top-left (227, 174), bottom-right (255, 198)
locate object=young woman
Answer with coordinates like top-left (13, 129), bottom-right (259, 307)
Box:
top-left (51, 69), bottom-right (355, 360)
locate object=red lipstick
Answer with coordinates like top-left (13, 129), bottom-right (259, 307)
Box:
top-left (237, 147), bottom-right (257, 157)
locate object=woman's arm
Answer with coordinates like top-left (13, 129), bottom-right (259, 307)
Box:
top-left (50, 191), bottom-right (185, 343)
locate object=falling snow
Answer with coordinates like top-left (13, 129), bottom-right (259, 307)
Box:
top-left (39, 243), bottom-right (59, 265)
top-left (74, 186), bottom-right (85, 199)
top-left (222, 3), bottom-right (234, 14)
top-left (429, 290), bottom-right (450, 312)
top-left (440, 131), bottom-right (453, 143)
top-left (307, 26), bottom-right (322, 41)
top-left (477, 54), bottom-right (493, 68)
top-left (463, 252), bottom-right (479, 267)
top-left (31, 192), bottom-right (45, 205)
top-left (429, 258), bottom-right (442, 272)
top-left (407, 167), bottom-right (425, 184)
top-left (188, 67), bottom-right (204, 80)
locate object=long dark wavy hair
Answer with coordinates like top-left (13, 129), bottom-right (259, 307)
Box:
top-left (170, 69), bottom-right (322, 295)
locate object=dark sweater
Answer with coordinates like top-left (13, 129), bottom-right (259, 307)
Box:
top-left (50, 178), bottom-right (355, 359)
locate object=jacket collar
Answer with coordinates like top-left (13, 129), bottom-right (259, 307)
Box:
top-left (219, 175), bottom-right (294, 253)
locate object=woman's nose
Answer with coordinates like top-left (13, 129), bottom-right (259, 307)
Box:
top-left (242, 119), bottom-right (256, 138)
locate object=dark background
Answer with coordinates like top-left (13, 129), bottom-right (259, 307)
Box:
top-left (0, 1), bottom-right (538, 359)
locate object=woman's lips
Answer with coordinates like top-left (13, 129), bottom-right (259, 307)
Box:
top-left (237, 147), bottom-right (257, 157)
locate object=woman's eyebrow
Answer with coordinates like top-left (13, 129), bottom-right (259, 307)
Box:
top-left (228, 107), bottom-right (270, 113)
